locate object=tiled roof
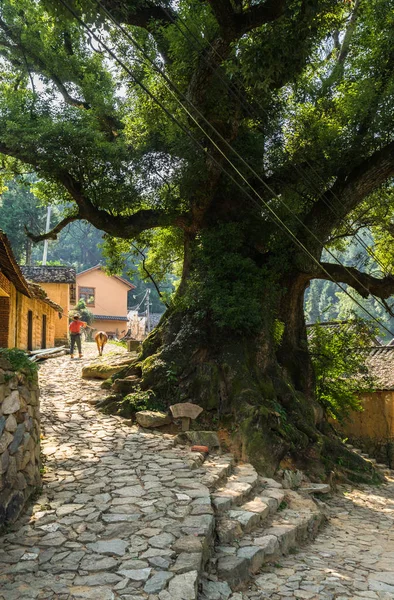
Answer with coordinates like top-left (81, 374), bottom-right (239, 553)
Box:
top-left (21, 266), bottom-right (76, 284)
top-left (0, 231), bottom-right (31, 297)
top-left (28, 282), bottom-right (63, 313)
top-left (365, 346), bottom-right (394, 391)
top-left (93, 315), bottom-right (128, 321)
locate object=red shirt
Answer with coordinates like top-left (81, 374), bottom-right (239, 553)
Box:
top-left (69, 320), bottom-right (86, 334)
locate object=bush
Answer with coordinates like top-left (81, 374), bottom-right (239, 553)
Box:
top-left (121, 386), bottom-right (166, 414)
top-left (0, 348), bottom-right (38, 381)
top-left (308, 316), bottom-right (377, 421)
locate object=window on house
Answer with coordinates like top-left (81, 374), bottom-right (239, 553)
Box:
top-left (69, 283), bottom-right (76, 305)
top-left (79, 286), bottom-right (95, 307)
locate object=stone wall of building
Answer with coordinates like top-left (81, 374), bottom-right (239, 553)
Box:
top-left (0, 354), bottom-right (41, 526)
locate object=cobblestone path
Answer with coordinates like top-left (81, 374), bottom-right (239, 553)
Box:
top-left (2, 343), bottom-right (394, 600)
top-left (239, 482), bottom-right (394, 600)
top-left (0, 344), bottom-right (212, 600)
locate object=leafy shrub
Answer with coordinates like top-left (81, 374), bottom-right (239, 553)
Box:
top-left (0, 348), bottom-right (38, 381)
top-left (308, 316), bottom-right (377, 421)
top-left (121, 386), bottom-right (166, 414)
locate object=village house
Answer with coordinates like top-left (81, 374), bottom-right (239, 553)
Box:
top-left (338, 346), bottom-right (394, 446)
top-left (0, 231), bottom-right (63, 350)
top-left (71, 265), bottom-right (135, 337)
top-left (20, 265), bottom-right (76, 346)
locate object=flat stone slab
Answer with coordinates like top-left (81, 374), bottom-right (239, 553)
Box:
top-left (300, 483), bottom-right (331, 494)
top-left (87, 539), bottom-right (129, 556)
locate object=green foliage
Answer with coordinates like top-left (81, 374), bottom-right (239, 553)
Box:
top-left (0, 348), bottom-right (38, 380)
top-left (121, 386), bottom-right (165, 414)
top-left (71, 299), bottom-right (94, 326)
top-left (308, 317), bottom-right (377, 421)
top-left (182, 223), bottom-right (274, 333)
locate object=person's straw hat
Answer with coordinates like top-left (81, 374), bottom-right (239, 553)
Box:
top-left (73, 314), bottom-right (80, 319)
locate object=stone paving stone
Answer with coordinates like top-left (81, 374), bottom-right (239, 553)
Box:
top-left (0, 343), bottom-right (211, 600)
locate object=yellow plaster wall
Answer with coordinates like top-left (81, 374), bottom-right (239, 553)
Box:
top-left (7, 282), bottom-right (17, 348)
top-left (16, 294), bottom-right (58, 351)
top-left (73, 269), bottom-right (129, 317)
top-left (338, 391), bottom-right (394, 440)
top-left (93, 319), bottom-right (128, 337)
top-left (39, 282), bottom-right (70, 343)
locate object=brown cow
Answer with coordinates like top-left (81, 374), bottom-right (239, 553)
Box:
top-left (95, 331), bottom-right (108, 356)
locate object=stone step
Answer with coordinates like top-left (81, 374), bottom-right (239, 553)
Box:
top-left (199, 454), bottom-right (234, 488)
top-left (212, 464), bottom-right (259, 512)
top-left (216, 489), bottom-right (281, 543)
top-left (209, 495), bottom-right (324, 592)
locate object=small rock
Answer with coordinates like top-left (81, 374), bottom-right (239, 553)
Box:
top-left (135, 411), bottom-right (172, 428)
top-left (87, 539), bottom-right (129, 556)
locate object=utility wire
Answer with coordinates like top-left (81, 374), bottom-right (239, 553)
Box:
top-left (95, 0), bottom-right (394, 322)
top-left (156, 1), bottom-right (391, 278)
top-left (56, 0), bottom-right (394, 337)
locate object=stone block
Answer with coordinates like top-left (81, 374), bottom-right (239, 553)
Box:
top-left (144, 571), bottom-right (174, 593)
top-left (135, 411), bottom-right (172, 428)
top-left (0, 416), bottom-right (6, 435)
top-left (5, 491), bottom-right (25, 523)
top-left (227, 510), bottom-right (261, 532)
top-left (252, 534), bottom-right (280, 557)
top-left (5, 414), bottom-right (17, 433)
top-left (176, 430), bottom-right (221, 450)
top-left (171, 552), bottom-right (202, 574)
top-left (217, 519), bottom-right (243, 543)
top-left (167, 570), bottom-right (198, 600)
top-left (237, 545), bottom-right (265, 573)
top-left (0, 430), bottom-right (13, 453)
top-left (9, 423), bottom-right (25, 455)
top-left (2, 390), bottom-right (21, 414)
top-left (217, 555), bottom-right (249, 587)
top-left (0, 449), bottom-right (9, 474)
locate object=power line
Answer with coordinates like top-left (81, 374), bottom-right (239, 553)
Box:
top-left (94, 0), bottom-right (394, 323)
top-left (157, 1), bottom-right (392, 278)
top-left (55, 0), bottom-right (394, 337)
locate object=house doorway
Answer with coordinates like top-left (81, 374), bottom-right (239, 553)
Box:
top-left (41, 314), bottom-right (47, 349)
top-left (0, 297), bottom-right (10, 348)
top-left (27, 310), bottom-right (33, 351)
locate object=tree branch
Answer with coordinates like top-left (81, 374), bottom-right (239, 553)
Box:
top-left (304, 141), bottom-right (394, 248)
top-left (23, 170), bottom-right (188, 243)
top-left (131, 243), bottom-right (170, 308)
top-left (206, 0), bottom-right (285, 40)
top-left (314, 262), bottom-right (394, 300)
top-left (25, 215), bottom-right (81, 242)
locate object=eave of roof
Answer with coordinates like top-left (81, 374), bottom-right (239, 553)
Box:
top-left (77, 265), bottom-right (135, 289)
top-left (28, 282), bottom-right (63, 313)
top-left (20, 265), bottom-right (76, 284)
top-left (93, 315), bottom-right (128, 321)
top-left (0, 231), bottom-right (31, 297)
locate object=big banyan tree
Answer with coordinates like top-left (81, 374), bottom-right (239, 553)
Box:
top-left (0, 0), bottom-right (393, 479)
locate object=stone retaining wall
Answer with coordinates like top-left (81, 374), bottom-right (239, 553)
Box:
top-left (0, 356), bottom-right (41, 526)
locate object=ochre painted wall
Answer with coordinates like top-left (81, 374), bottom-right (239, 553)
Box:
top-left (0, 276), bottom-right (60, 351)
top-left (339, 391), bottom-right (394, 440)
top-left (16, 294), bottom-right (58, 351)
top-left (72, 269), bottom-right (129, 318)
top-left (93, 318), bottom-right (128, 337)
top-left (39, 282), bottom-right (70, 344)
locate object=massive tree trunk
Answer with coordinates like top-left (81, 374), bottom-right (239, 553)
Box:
top-left (110, 227), bottom-right (379, 483)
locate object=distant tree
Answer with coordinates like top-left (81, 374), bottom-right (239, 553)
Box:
top-left (0, 178), bottom-right (45, 264)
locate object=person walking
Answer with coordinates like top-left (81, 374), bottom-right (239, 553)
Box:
top-left (69, 314), bottom-right (87, 359)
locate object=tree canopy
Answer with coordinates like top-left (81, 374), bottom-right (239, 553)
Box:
top-left (0, 0), bottom-right (392, 308)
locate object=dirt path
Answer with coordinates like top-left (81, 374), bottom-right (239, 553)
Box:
top-left (0, 343), bottom-right (211, 600)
